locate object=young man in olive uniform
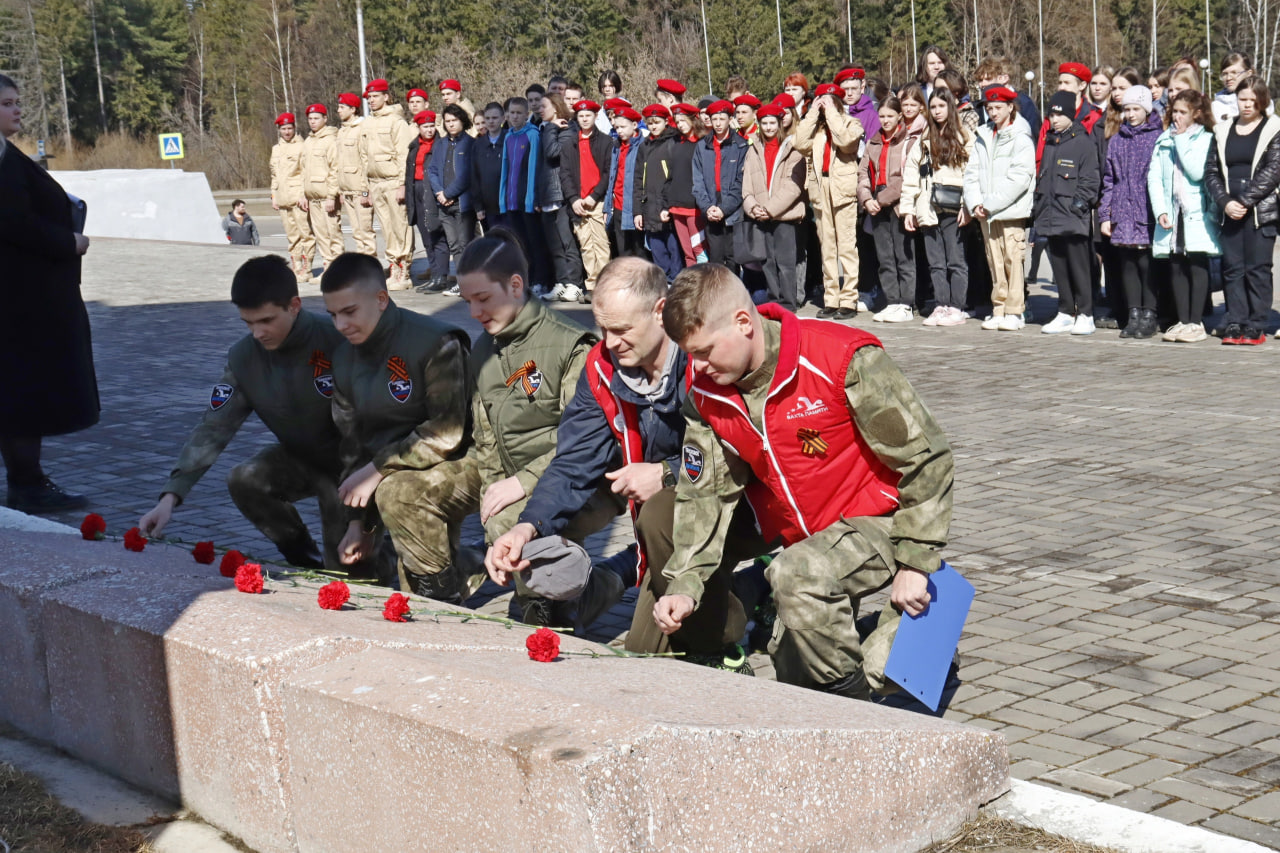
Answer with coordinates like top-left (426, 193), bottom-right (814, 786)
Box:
top-left (655, 264), bottom-right (955, 700)
top-left (269, 113), bottom-right (316, 284)
top-left (335, 93), bottom-right (377, 256)
top-left (299, 103), bottom-right (344, 273)
top-left (138, 256), bottom-right (389, 580)
top-left (321, 252), bottom-right (472, 594)
top-left (359, 79), bottom-right (415, 290)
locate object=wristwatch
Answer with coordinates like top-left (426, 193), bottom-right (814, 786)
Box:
top-left (662, 465), bottom-right (678, 489)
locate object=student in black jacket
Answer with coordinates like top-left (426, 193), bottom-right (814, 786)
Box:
top-left (405, 111), bottom-right (448, 290)
top-left (633, 104), bottom-right (683, 280)
top-left (1035, 91), bottom-right (1102, 336)
top-left (471, 102), bottom-right (507, 241)
top-left (561, 100), bottom-right (615, 300)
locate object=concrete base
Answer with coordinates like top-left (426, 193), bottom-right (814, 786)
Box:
top-left (49, 169), bottom-right (225, 244)
top-left (0, 526), bottom-right (1009, 853)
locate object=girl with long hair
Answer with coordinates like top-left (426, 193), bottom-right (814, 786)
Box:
top-left (902, 87), bottom-right (974, 325)
top-left (1150, 91), bottom-right (1220, 342)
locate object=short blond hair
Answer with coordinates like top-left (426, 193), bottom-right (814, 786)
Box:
top-left (663, 264), bottom-right (752, 342)
top-left (594, 256), bottom-right (667, 309)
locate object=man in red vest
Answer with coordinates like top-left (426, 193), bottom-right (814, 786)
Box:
top-left (655, 264), bottom-right (955, 700)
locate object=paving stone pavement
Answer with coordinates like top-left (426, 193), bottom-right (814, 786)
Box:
top-left (22, 235), bottom-right (1280, 849)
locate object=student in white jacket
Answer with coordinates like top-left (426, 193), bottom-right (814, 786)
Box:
top-left (964, 86), bottom-right (1036, 330)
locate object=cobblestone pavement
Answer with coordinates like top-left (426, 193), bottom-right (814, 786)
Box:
top-left (27, 235), bottom-right (1280, 848)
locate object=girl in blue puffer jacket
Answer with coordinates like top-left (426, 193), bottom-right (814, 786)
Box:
top-left (1147, 91), bottom-right (1220, 343)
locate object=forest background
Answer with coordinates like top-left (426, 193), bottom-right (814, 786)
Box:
top-left (0, 0), bottom-right (1269, 187)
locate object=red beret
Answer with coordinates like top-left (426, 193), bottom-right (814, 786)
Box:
top-left (406, 88), bottom-right (428, 101)
top-left (671, 103), bottom-right (700, 117)
top-left (439, 79), bottom-right (462, 92)
top-left (1059, 62), bottom-right (1093, 83)
top-left (573, 99), bottom-right (602, 113)
top-left (274, 112), bottom-right (296, 126)
top-left (834, 68), bottom-right (866, 84)
top-left (603, 97), bottom-right (631, 111)
top-left (771, 93), bottom-right (797, 109)
top-left (364, 78), bottom-right (390, 95)
top-left (337, 93), bottom-right (361, 108)
top-left (412, 110), bottom-right (437, 125)
top-left (305, 103), bottom-right (327, 116)
top-left (705, 99), bottom-right (735, 115)
top-left (642, 103), bottom-right (672, 120)
top-left (983, 86), bottom-right (1019, 104)
top-left (656, 78), bottom-right (687, 96)
top-left (733, 94), bottom-right (762, 109)
top-left (756, 104), bottom-right (784, 120)
top-left (614, 106), bottom-right (643, 123)
top-left (814, 83), bottom-right (842, 97)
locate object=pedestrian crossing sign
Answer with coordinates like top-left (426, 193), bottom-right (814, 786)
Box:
top-left (159, 133), bottom-right (184, 160)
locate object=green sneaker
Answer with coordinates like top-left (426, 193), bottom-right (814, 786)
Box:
top-left (686, 644), bottom-right (755, 676)
top-left (747, 596), bottom-right (776, 654)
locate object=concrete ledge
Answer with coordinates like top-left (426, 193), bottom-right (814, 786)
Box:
top-left (0, 527), bottom-right (1009, 852)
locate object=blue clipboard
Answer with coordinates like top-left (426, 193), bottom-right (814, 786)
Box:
top-left (883, 562), bottom-right (973, 712)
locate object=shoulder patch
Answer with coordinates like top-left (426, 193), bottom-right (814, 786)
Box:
top-left (209, 383), bottom-right (234, 410)
top-left (682, 445), bottom-right (705, 483)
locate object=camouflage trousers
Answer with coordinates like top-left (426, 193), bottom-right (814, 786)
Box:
top-left (626, 487), bottom-right (760, 656)
top-left (226, 444), bottom-right (393, 581)
top-left (374, 456), bottom-right (620, 598)
top-left (765, 514), bottom-right (902, 694)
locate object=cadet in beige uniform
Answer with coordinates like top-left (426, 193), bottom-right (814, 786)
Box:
top-left (335, 93), bottom-right (377, 256)
top-left (300, 103), bottom-right (344, 271)
top-left (360, 79), bottom-right (415, 291)
top-left (437, 79), bottom-right (480, 136)
top-left (269, 112), bottom-right (315, 283)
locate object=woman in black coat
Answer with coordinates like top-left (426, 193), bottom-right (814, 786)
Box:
top-left (0, 74), bottom-right (98, 512)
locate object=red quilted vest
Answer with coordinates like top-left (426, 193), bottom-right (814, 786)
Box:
top-left (689, 305), bottom-right (901, 545)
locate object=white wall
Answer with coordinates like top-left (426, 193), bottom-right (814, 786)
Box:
top-left (49, 169), bottom-right (226, 245)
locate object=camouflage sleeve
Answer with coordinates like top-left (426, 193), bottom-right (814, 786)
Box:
top-left (160, 364), bottom-right (253, 502)
top-left (372, 336), bottom-right (470, 473)
top-left (662, 394), bottom-right (751, 607)
top-left (845, 346), bottom-right (954, 574)
top-left (512, 337), bottom-right (593, 496)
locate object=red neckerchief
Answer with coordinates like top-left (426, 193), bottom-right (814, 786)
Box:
top-left (712, 132), bottom-right (728, 192)
top-left (822, 128), bottom-right (834, 174)
top-left (763, 136), bottom-right (781, 189)
top-left (414, 137), bottom-right (432, 180)
top-left (870, 128), bottom-right (892, 188)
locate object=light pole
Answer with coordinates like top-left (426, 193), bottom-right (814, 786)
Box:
top-left (356, 0), bottom-right (369, 117)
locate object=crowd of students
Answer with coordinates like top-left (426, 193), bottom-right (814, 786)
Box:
top-left (283, 49), bottom-right (1279, 345)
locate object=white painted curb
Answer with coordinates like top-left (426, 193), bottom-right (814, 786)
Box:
top-left (991, 779), bottom-right (1272, 853)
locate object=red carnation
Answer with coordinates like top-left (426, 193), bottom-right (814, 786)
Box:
top-left (122, 527), bottom-right (147, 552)
top-left (219, 549), bottom-right (245, 578)
top-left (191, 541), bottom-right (215, 564)
top-left (382, 593), bottom-right (411, 622)
top-left (80, 513), bottom-right (107, 541)
top-left (525, 627), bottom-right (560, 662)
top-left (234, 562), bottom-right (263, 594)
top-left (317, 580), bottom-right (350, 611)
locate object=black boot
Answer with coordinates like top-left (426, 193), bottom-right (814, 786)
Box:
top-left (6, 477), bottom-right (89, 514)
top-left (1134, 307), bottom-right (1158, 339)
top-left (1119, 307), bottom-right (1141, 338)
top-left (407, 564), bottom-right (467, 607)
top-left (277, 539), bottom-right (324, 570)
top-left (819, 670), bottom-right (871, 701)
